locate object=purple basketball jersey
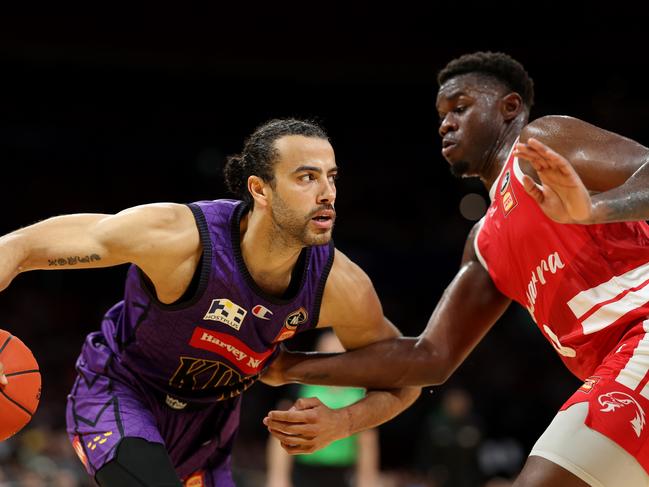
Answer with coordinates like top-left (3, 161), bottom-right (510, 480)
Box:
top-left (67, 199), bottom-right (335, 482)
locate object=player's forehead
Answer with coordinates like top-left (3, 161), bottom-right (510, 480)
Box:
top-left (273, 135), bottom-right (336, 173)
top-left (436, 73), bottom-right (505, 109)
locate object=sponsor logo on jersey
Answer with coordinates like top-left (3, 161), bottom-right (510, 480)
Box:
top-left (599, 391), bottom-right (646, 437)
top-left (273, 307), bottom-right (309, 342)
top-left (502, 191), bottom-right (518, 215)
top-left (499, 170), bottom-right (518, 216)
top-left (72, 435), bottom-right (90, 470)
top-left (203, 298), bottom-right (247, 331)
top-left (190, 327), bottom-right (273, 374)
top-left (184, 470), bottom-right (206, 487)
top-left (579, 376), bottom-right (600, 393)
top-left (252, 304), bottom-right (273, 320)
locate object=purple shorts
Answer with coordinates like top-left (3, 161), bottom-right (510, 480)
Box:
top-left (66, 333), bottom-right (241, 486)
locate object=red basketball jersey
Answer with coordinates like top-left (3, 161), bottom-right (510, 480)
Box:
top-left (475, 142), bottom-right (649, 380)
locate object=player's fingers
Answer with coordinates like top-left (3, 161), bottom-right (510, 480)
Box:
top-left (281, 442), bottom-right (316, 455)
top-left (266, 421), bottom-right (315, 436)
top-left (268, 429), bottom-right (314, 445)
top-left (527, 138), bottom-right (569, 169)
top-left (294, 397), bottom-right (322, 410)
top-left (0, 362), bottom-right (6, 386)
top-left (522, 175), bottom-right (544, 204)
top-left (266, 409), bottom-right (310, 423)
top-left (515, 145), bottom-right (547, 170)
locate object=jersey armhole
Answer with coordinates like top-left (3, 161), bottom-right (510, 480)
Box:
top-left (134, 203), bottom-right (212, 310)
top-left (310, 241), bottom-right (336, 329)
top-left (473, 219), bottom-right (489, 271)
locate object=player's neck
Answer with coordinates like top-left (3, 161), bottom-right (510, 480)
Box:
top-left (481, 118), bottom-right (526, 190)
top-left (239, 210), bottom-right (302, 295)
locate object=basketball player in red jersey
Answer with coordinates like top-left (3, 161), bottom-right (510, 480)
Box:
top-left (264, 52), bottom-right (649, 486)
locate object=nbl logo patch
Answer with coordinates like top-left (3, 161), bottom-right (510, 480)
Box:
top-left (284, 307), bottom-right (308, 329)
top-left (204, 299), bottom-right (247, 331)
top-left (273, 307), bottom-right (309, 342)
top-left (499, 170), bottom-right (511, 194)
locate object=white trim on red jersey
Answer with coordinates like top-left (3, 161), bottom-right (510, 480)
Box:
top-left (567, 264), bottom-right (649, 335)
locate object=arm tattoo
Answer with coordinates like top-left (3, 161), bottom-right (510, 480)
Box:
top-left (594, 164), bottom-right (649, 223)
top-left (596, 189), bottom-right (649, 223)
top-left (48, 254), bottom-right (101, 267)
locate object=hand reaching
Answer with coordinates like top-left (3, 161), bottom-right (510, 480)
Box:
top-left (260, 345), bottom-right (292, 387)
top-left (515, 138), bottom-right (594, 223)
top-left (264, 397), bottom-right (348, 454)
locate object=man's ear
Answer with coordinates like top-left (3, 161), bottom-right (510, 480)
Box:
top-left (501, 92), bottom-right (524, 121)
top-left (248, 175), bottom-right (269, 208)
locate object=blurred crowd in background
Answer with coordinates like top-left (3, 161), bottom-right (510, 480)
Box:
top-left (0, 7), bottom-right (645, 486)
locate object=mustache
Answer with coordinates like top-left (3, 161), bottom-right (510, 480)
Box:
top-left (308, 204), bottom-right (336, 219)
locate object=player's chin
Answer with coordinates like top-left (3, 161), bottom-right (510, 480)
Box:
top-left (305, 228), bottom-right (333, 246)
top-left (449, 159), bottom-right (472, 178)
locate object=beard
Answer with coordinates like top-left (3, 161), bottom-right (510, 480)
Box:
top-left (270, 194), bottom-right (334, 247)
top-left (449, 159), bottom-right (471, 178)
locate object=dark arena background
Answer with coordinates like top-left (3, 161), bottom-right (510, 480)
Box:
top-left (0, 8), bottom-right (644, 487)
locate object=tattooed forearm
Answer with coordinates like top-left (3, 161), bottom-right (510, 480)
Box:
top-left (48, 254), bottom-right (101, 267)
top-left (596, 191), bottom-right (649, 222)
top-left (592, 164), bottom-right (649, 223)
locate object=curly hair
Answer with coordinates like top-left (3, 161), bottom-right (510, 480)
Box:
top-left (438, 51), bottom-right (535, 109)
top-left (224, 118), bottom-right (329, 204)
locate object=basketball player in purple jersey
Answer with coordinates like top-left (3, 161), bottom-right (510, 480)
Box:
top-left (0, 119), bottom-right (419, 487)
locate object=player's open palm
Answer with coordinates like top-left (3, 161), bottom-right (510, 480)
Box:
top-left (515, 138), bottom-right (593, 223)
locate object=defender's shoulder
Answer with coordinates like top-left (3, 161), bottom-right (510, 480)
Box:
top-left (521, 115), bottom-right (584, 142)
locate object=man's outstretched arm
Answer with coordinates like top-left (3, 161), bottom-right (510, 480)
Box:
top-left (265, 224), bottom-right (510, 397)
top-left (0, 203), bottom-right (201, 383)
top-left (0, 203), bottom-right (200, 298)
top-left (264, 249), bottom-right (421, 453)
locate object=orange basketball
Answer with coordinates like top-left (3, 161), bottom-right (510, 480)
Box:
top-left (0, 329), bottom-right (41, 441)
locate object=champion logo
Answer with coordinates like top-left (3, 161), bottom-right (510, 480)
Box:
top-left (599, 391), bottom-right (646, 437)
top-left (252, 305), bottom-right (273, 320)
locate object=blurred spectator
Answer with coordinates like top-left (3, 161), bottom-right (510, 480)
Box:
top-left (415, 387), bottom-right (483, 487)
top-left (266, 331), bottom-right (380, 487)
top-left (0, 422), bottom-right (92, 486)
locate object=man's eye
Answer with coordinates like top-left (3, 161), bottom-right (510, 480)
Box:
top-left (454, 106), bottom-right (467, 113)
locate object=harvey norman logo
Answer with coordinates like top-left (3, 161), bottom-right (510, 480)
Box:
top-left (190, 327), bottom-right (273, 375)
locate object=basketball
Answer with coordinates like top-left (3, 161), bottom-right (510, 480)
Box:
top-left (0, 329), bottom-right (41, 441)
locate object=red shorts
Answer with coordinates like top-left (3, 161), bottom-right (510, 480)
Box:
top-left (562, 321), bottom-right (649, 474)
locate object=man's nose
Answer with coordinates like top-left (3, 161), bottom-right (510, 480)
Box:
top-left (439, 116), bottom-right (457, 137)
top-left (318, 179), bottom-right (336, 204)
